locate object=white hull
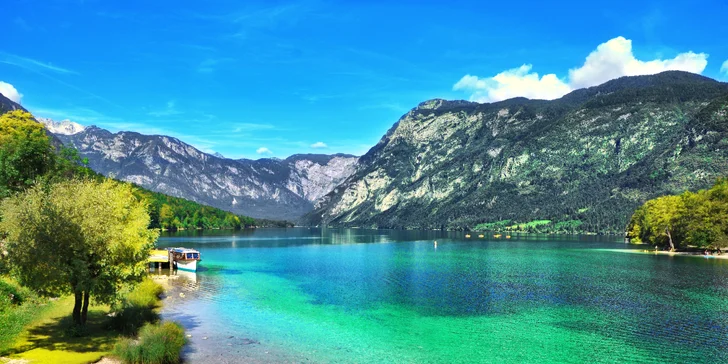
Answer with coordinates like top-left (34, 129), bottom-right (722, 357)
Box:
top-left (176, 259), bottom-right (198, 272)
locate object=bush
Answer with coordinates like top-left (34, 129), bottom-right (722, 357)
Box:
top-left (0, 278), bottom-right (30, 309)
top-left (126, 279), bottom-right (164, 309)
top-left (0, 277), bottom-right (45, 355)
top-left (112, 321), bottom-right (186, 364)
top-left (109, 279), bottom-right (163, 335)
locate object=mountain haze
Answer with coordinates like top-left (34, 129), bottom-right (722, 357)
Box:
top-left (306, 71), bottom-right (728, 233)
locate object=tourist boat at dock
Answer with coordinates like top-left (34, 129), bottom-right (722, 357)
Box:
top-left (169, 248), bottom-right (201, 272)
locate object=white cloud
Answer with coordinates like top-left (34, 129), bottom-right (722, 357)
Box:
top-left (256, 147), bottom-right (273, 155)
top-left (454, 65), bottom-right (571, 102)
top-left (454, 36), bottom-right (709, 103)
top-left (310, 141), bottom-right (328, 149)
top-left (0, 81), bottom-right (22, 103)
top-left (568, 37), bottom-right (708, 89)
top-left (721, 60), bottom-right (728, 76)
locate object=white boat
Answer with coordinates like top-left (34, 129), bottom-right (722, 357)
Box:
top-left (169, 248), bottom-right (201, 272)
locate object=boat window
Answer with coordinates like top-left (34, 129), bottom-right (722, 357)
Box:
top-left (193, 253), bottom-right (199, 259)
top-left (186, 253), bottom-right (193, 259)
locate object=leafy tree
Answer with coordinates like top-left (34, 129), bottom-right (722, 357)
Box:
top-left (630, 195), bottom-right (685, 250)
top-left (680, 181), bottom-right (728, 250)
top-left (0, 179), bottom-right (158, 326)
top-left (159, 204), bottom-right (174, 229)
top-left (0, 110), bottom-right (54, 197)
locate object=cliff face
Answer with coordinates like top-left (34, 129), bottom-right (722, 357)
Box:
top-left (307, 72), bottom-right (728, 233)
top-left (46, 124), bottom-right (358, 220)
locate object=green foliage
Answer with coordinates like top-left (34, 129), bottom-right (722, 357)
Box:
top-left (112, 321), bottom-right (186, 364)
top-left (0, 277), bottom-right (47, 354)
top-left (125, 279), bottom-right (164, 309)
top-left (0, 179), bottom-right (159, 325)
top-left (0, 110), bottom-right (55, 197)
top-left (473, 220), bottom-right (512, 231)
top-left (109, 279), bottom-right (163, 335)
top-left (134, 188), bottom-right (258, 230)
top-left (474, 219), bottom-right (583, 234)
top-left (0, 278), bottom-right (27, 307)
top-left (627, 178), bottom-right (728, 250)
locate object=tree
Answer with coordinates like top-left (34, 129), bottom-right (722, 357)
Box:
top-left (0, 179), bottom-right (158, 326)
top-left (680, 181), bottom-right (728, 250)
top-left (159, 203), bottom-right (174, 230)
top-left (0, 110), bottom-right (54, 197)
top-left (629, 195), bottom-right (685, 251)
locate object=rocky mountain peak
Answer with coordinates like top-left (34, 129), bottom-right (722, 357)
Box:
top-left (38, 118), bottom-right (86, 135)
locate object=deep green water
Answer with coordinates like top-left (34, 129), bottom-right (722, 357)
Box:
top-left (156, 228), bottom-right (728, 363)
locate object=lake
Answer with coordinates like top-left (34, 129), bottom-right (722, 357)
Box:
top-left (155, 228), bottom-right (728, 363)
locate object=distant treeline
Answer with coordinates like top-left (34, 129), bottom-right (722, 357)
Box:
top-left (0, 109), bottom-right (291, 231)
top-left (134, 189), bottom-right (293, 230)
top-left (627, 178), bottom-right (728, 251)
top-left (473, 219), bottom-right (586, 234)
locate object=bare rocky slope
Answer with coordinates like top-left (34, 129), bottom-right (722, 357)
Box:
top-left (47, 124), bottom-right (358, 220)
top-left (304, 71), bottom-right (728, 233)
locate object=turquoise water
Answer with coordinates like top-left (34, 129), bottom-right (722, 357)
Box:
top-left (156, 228), bottom-right (728, 363)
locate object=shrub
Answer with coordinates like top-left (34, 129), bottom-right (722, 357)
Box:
top-left (112, 321), bottom-right (186, 364)
top-left (0, 278), bottom-right (30, 309)
top-left (109, 279), bottom-right (163, 335)
top-left (126, 279), bottom-right (164, 309)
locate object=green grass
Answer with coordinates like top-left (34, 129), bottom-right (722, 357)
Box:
top-left (507, 220), bottom-right (552, 230)
top-left (3, 295), bottom-right (117, 364)
top-left (109, 279), bottom-right (164, 335)
top-left (0, 278), bottom-right (52, 355)
top-left (112, 322), bottom-right (186, 364)
top-left (1, 277), bottom-right (176, 364)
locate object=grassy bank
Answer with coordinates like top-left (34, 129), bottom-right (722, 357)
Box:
top-left (0, 277), bottom-right (184, 364)
top-left (3, 295), bottom-right (117, 363)
top-left (0, 278), bottom-right (53, 355)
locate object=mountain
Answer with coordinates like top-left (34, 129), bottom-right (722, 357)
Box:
top-left (44, 123), bottom-right (358, 220)
top-left (0, 92), bottom-right (65, 148)
top-left (36, 118), bottom-right (86, 135)
top-left (305, 71), bottom-right (728, 233)
top-left (0, 93), bottom-right (26, 114)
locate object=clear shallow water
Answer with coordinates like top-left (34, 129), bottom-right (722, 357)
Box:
top-left (156, 228), bottom-right (728, 363)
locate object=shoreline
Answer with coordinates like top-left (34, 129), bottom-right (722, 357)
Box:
top-left (626, 249), bottom-right (728, 260)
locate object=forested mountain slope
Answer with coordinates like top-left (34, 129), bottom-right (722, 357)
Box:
top-left (306, 71), bottom-right (728, 233)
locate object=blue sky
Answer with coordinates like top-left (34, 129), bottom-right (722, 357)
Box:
top-left (2, 0), bottom-right (727, 159)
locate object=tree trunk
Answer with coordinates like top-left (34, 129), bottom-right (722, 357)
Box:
top-left (72, 291), bottom-right (82, 326)
top-left (666, 227), bottom-right (675, 251)
top-left (81, 291), bottom-right (90, 325)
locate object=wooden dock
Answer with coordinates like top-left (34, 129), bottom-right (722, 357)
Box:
top-left (148, 249), bottom-right (173, 270)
